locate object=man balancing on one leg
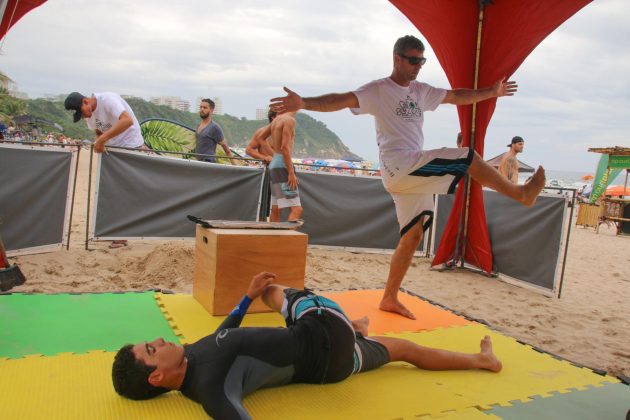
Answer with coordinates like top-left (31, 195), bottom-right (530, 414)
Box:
top-left (112, 272), bottom-right (502, 420)
top-left (270, 35), bottom-right (546, 319)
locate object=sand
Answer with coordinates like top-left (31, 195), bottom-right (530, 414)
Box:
top-left (9, 152), bottom-right (630, 378)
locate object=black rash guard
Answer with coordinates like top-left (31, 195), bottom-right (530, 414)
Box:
top-left (179, 290), bottom-right (389, 420)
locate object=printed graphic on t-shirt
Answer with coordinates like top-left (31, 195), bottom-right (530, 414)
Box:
top-left (95, 119), bottom-right (113, 132)
top-left (396, 96), bottom-right (422, 121)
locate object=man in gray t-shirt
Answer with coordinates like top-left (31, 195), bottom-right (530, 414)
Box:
top-left (195, 98), bottom-right (234, 163)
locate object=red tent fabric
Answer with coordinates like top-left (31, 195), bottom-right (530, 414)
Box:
top-left (390, 0), bottom-right (591, 273)
top-left (1, 0), bottom-right (46, 40)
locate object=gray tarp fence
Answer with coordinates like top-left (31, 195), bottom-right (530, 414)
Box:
top-left (94, 151), bottom-right (263, 238)
top-left (433, 191), bottom-right (567, 291)
top-left (0, 145), bottom-right (569, 294)
top-left (94, 151), bottom-right (410, 250)
top-left (0, 144), bottom-right (75, 253)
top-left (295, 171), bottom-right (405, 250)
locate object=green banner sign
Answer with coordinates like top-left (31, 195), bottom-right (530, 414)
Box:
top-left (590, 154), bottom-right (622, 203)
top-left (609, 155), bottom-right (630, 169)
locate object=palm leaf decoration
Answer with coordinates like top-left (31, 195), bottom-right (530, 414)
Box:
top-left (140, 118), bottom-right (196, 158)
top-left (140, 118), bottom-right (242, 164)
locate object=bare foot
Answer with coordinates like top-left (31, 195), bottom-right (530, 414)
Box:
top-left (379, 298), bottom-right (416, 320)
top-left (521, 166), bottom-right (546, 206)
top-left (478, 336), bottom-right (503, 372)
top-left (352, 316), bottom-right (370, 336)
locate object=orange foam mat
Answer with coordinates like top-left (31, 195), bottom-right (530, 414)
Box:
top-left (322, 289), bottom-right (470, 334)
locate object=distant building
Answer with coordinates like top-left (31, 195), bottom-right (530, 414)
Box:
top-left (0, 72), bottom-right (28, 99)
top-left (196, 96), bottom-right (224, 115)
top-left (213, 97), bottom-right (224, 115)
top-left (256, 107), bottom-right (269, 120)
top-left (44, 93), bottom-right (67, 102)
top-left (151, 95), bottom-right (190, 112)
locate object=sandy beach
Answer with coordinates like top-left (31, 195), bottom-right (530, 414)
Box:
top-left (10, 152), bottom-right (630, 379)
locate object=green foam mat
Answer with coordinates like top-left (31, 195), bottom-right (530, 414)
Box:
top-left (0, 292), bottom-right (179, 358)
top-left (486, 382), bottom-right (630, 420)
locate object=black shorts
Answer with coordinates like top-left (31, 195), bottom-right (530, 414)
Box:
top-left (282, 289), bottom-right (390, 381)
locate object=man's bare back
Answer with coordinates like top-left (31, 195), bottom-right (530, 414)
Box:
top-left (270, 112), bottom-right (296, 154)
top-left (245, 124), bottom-right (275, 163)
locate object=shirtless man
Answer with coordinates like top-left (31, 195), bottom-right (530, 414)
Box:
top-left (268, 111), bottom-right (302, 222)
top-left (499, 136), bottom-right (524, 183)
top-left (245, 110), bottom-right (276, 164)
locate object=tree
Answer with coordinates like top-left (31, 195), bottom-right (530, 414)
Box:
top-left (0, 86), bottom-right (27, 123)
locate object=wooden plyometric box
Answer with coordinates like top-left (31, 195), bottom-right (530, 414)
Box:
top-left (193, 226), bottom-right (307, 315)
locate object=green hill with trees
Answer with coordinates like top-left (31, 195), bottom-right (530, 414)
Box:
top-left (15, 95), bottom-right (362, 159)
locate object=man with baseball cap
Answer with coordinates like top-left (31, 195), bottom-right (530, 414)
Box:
top-left (499, 136), bottom-right (524, 183)
top-left (64, 91), bottom-right (144, 154)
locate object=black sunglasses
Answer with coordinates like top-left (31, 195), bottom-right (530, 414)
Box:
top-left (398, 54), bottom-right (427, 66)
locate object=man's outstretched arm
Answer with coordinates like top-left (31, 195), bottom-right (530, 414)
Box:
top-left (270, 87), bottom-right (359, 113)
top-left (442, 77), bottom-right (517, 105)
top-left (213, 272), bottom-right (276, 332)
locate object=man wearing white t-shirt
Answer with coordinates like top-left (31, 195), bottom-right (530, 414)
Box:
top-left (65, 91), bottom-right (145, 249)
top-left (271, 35), bottom-right (545, 319)
top-left (64, 92), bottom-right (144, 154)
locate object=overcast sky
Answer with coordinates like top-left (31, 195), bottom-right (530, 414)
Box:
top-left (2, 0), bottom-right (629, 172)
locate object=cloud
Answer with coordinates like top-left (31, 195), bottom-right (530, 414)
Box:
top-left (1, 0), bottom-right (628, 171)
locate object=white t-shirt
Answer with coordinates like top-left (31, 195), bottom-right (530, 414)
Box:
top-left (351, 78), bottom-right (446, 185)
top-left (85, 92), bottom-right (143, 148)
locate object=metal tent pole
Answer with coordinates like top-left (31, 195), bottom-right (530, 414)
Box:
top-left (66, 146), bottom-right (81, 250)
top-left (85, 145), bottom-right (94, 250)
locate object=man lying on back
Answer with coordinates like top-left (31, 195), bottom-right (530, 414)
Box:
top-left (112, 273), bottom-right (502, 419)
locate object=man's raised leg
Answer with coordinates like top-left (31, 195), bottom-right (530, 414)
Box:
top-left (468, 151), bottom-right (545, 206)
top-left (379, 221), bottom-right (424, 320)
top-left (371, 334), bottom-right (502, 372)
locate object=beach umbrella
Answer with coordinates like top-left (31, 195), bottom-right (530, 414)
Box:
top-left (604, 185), bottom-right (630, 197)
top-left (390, 0), bottom-right (592, 274)
top-left (582, 174), bottom-right (594, 181)
top-left (0, 0), bottom-right (46, 41)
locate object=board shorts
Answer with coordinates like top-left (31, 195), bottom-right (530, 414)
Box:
top-left (281, 288), bottom-right (390, 382)
top-left (269, 154), bottom-right (301, 209)
top-left (385, 147), bottom-right (474, 236)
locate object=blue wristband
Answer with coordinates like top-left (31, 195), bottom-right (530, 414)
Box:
top-left (229, 295), bottom-right (252, 317)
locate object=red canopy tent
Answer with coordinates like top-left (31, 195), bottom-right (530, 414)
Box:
top-left (389, 0), bottom-right (591, 273)
top-left (0, 0), bottom-right (46, 41)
